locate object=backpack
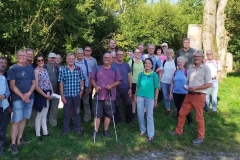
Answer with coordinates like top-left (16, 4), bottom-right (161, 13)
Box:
top-left (131, 59), bottom-right (145, 76)
top-left (173, 69), bottom-right (188, 78)
top-left (204, 59), bottom-right (219, 66)
top-left (96, 65), bottom-right (117, 74)
top-left (143, 54), bottom-right (160, 72)
top-left (138, 72), bottom-right (156, 88)
top-left (75, 59), bottom-right (89, 75)
top-left (162, 60), bottom-right (177, 69)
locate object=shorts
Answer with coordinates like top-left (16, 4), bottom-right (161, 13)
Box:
top-left (93, 100), bottom-right (115, 118)
top-left (12, 98), bottom-right (34, 122)
top-left (132, 83), bottom-right (136, 95)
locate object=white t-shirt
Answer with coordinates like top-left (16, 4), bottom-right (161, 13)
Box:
top-left (160, 60), bottom-right (176, 84)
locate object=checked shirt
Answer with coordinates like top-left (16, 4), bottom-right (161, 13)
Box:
top-left (58, 65), bottom-right (85, 97)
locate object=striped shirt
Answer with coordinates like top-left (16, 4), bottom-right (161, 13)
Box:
top-left (58, 65), bottom-right (85, 97)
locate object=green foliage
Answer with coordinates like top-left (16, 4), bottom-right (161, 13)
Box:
top-left (114, 0), bottom-right (203, 53)
top-left (226, 0), bottom-right (240, 71)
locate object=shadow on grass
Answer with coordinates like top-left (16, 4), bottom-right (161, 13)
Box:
top-left (1, 73), bottom-right (240, 159)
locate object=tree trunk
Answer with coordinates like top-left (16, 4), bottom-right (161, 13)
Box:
top-left (202, 0), bottom-right (217, 54)
top-left (216, 0), bottom-right (229, 77)
top-left (202, 0), bottom-right (229, 77)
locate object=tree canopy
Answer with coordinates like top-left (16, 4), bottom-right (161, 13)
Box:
top-left (0, 0), bottom-right (239, 69)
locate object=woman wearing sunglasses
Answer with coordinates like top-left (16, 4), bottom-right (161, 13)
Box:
top-left (33, 54), bottom-right (53, 140)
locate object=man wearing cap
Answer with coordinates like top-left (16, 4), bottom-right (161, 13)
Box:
top-left (176, 38), bottom-right (195, 69)
top-left (161, 43), bottom-right (168, 55)
top-left (43, 52), bottom-right (60, 127)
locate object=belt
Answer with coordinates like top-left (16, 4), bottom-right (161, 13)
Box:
top-left (188, 92), bottom-right (205, 95)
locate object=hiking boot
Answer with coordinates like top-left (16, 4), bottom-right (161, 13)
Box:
top-left (10, 144), bottom-right (19, 155)
top-left (192, 138), bottom-right (204, 144)
top-left (17, 137), bottom-right (30, 145)
top-left (169, 131), bottom-right (181, 136)
top-left (103, 130), bottom-right (110, 138)
top-left (43, 134), bottom-right (52, 139)
top-left (76, 131), bottom-right (84, 137)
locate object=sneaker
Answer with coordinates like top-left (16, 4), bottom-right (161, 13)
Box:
top-left (167, 111), bottom-right (171, 115)
top-left (62, 132), bottom-right (68, 136)
top-left (37, 136), bottom-right (42, 141)
top-left (17, 137), bottom-right (30, 145)
top-left (10, 144), bottom-right (19, 155)
top-left (103, 130), bottom-right (110, 138)
top-left (43, 134), bottom-right (52, 138)
top-left (0, 147), bottom-right (4, 156)
top-left (147, 137), bottom-right (154, 143)
top-left (168, 131), bottom-right (181, 136)
top-left (192, 138), bottom-right (204, 144)
top-left (76, 131), bottom-right (84, 137)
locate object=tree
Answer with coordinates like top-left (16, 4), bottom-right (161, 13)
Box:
top-left (202, 0), bottom-right (229, 76)
top-left (225, 0), bottom-right (240, 70)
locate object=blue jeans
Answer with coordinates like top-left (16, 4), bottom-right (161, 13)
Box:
top-left (205, 80), bottom-right (218, 111)
top-left (161, 82), bottom-right (174, 110)
top-left (137, 96), bottom-right (154, 138)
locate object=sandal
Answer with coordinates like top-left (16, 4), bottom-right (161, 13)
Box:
top-left (148, 137), bottom-right (154, 143)
top-left (140, 132), bottom-right (146, 136)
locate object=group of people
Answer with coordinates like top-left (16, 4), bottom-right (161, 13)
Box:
top-left (0, 38), bottom-right (221, 156)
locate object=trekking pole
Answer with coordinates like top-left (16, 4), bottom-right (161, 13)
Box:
top-left (94, 94), bottom-right (98, 144)
top-left (108, 90), bottom-right (118, 142)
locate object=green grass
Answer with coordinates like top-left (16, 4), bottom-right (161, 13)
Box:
top-left (1, 72), bottom-right (240, 159)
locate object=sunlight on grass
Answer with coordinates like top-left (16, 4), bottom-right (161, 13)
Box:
top-left (1, 72), bottom-right (240, 159)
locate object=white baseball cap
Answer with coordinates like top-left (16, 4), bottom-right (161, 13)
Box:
top-left (48, 52), bottom-right (56, 58)
top-left (161, 43), bottom-right (168, 47)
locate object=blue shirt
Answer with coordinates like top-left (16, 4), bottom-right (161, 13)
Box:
top-left (173, 70), bottom-right (188, 94)
top-left (0, 75), bottom-right (10, 110)
top-left (75, 59), bottom-right (92, 87)
top-left (58, 65), bottom-right (85, 97)
top-left (7, 64), bottom-right (35, 101)
top-left (143, 54), bottom-right (162, 71)
top-left (84, 56), bottom-right (98, 72)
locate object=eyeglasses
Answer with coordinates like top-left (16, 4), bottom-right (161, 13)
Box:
top-left (37, 59), bottom-right (44, 62)
top-left (85, 50), bottom-right (91, 51)
top-left (103, 57), bottom-right (111, 59)
top-left (162, 46), bottom-right (167, 47)
top-left (135, 52), bottom-right (141, 53)
top-left (112, 57), bottom-right (116, 58)
top-left (194, 56), bottom-right (202, 58)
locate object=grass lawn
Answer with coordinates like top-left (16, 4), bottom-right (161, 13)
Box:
top-left (1, 72), bottom-right (240, 159)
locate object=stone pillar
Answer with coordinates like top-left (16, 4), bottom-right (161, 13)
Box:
top-left (187, 24), bottom-right (202, 50)
top-left (226, 52), bottom-right (233, 72)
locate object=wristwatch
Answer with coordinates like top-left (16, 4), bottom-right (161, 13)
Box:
top-left (154, 98), bottom-right (157, 101)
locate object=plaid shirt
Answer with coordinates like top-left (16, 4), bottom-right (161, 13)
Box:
top-left (58, 65), bottom-right (85, 97)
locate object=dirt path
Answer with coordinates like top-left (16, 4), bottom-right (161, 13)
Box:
top-left (104, 150), bottom-right (240, 160)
